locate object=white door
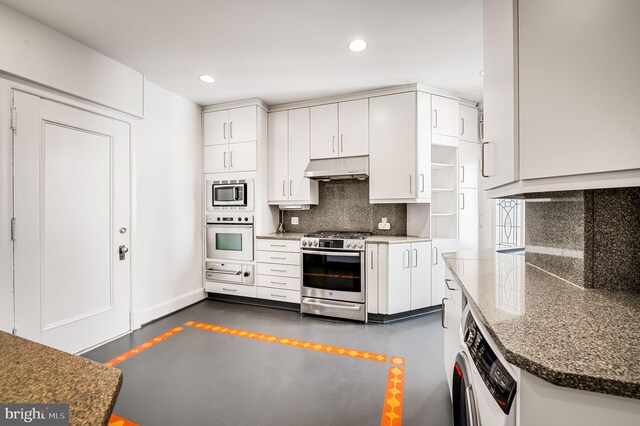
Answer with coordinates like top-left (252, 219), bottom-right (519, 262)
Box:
top-left (229, 106), bottom-right (257, 144)
top-left (338, 99), bottom-right (369, 157)
top-left (267, 111), bottom-right (289, 203)
top-left (410, 242), bottom-right (432, 309)
top-left (431, 95), bottom-right (459, 138)
top-left (13, 90), bottom-right (130, 354)
top-left (203, 145), bottom-right (229, 173)
top-left (288, 107), bottom-right (313, 202)
top-left (203, 110), bottom-right (229, 145)
top-left (459, 140), bottom-right (479, 189)
top-left (228, 141), bottom-right (257, 172)
top-left (310, 103), bottom-right (338, 159)
top-left (459, 105), bottom-right (479, 143)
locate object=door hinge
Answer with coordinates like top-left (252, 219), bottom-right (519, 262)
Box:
top-left (10, 107), bottom-right (17, 130)
top-left (10, 217), bottom-right (16, 241)
top-left (11, 327), bottom-right (17, 335)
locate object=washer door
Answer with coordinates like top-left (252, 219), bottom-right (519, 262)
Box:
top-left (452, 352), bottom-right (480, 426)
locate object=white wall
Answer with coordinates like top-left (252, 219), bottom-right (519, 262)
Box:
top-left (130, 81), bottom-right (204, 328)
top-left (0, 79), bottom-right (14, 333)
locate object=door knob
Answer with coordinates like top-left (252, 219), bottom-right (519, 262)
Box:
top-left (119, 245), bottom-right (129, 260)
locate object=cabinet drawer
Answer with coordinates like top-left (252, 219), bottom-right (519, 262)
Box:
top-left (205, 281), bottom-right (257, 298)
top-left (256, 275), bottom-right (300, 291)
top-left (256, 239), bottom-right (300, 253)
top-left (257, 263), bottom-right (300, 278)
top-left (256, 250), bottom-right (300, 265)
top-left (257, 287), bottom-right (300, 304)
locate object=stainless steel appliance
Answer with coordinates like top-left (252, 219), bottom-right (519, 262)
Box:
top-left (300, 231), bottom-right (370, 322)
top-left (205, 261), bottom-right (254, 285)
top-left (206, 178), bottom-right (254, 211)
top-left (205, 214), bottom-right (254, 262)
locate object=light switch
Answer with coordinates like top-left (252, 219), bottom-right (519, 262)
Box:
top-left (291, 217), bottom-right (299, 225)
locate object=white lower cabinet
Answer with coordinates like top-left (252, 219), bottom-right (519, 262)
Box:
top-left (206, 281), bottom-right (258, 298)
top-left (431, 238), bottom-right (459, 309)
top-left (256, 239), bottom-right (301, 303)
top-left (443, 264), bottom-right (464, 396)
top-left (458, 188), bottom-right (479, 251)
top-left (373, 241), bottom-right (433, 315)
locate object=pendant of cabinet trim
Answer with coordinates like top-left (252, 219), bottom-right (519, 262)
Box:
top-left (267, 108), bottom-right (319, 205)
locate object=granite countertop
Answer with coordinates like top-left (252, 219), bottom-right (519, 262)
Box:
top-left (443, 249), bottom-right (640, 400)
top-left (0, 332), bottom-right (122, 425)
top-left (256, 232), bottom-right (306, 241)
top-left (257, 233), bottom-right (430, 243)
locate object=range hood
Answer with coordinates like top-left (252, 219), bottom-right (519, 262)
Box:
top-left (303, 156), bottom-right (369, 180)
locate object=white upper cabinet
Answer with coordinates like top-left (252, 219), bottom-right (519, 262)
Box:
top-left (310, 103), bottom-right (338, 159)
top-left (459, 141), bottom-right (479, 189)
top-left (227, 141), bottom-right (257, 172)
top-left (267, 111), bottom-right (288, 203)
top-left (267, 108), bottom-right (318, 205)
top-left (337, 99), bottom-right (369, 157)
top-left (459, 105), bottom-right (479, 143)
top-left (203, 106), bottom-right (257, 146)
top-left (458, 188), bottom-right (479, 251)
top-left (482, 0), bottom-right (519, 191)
top-left (203, 144), bottom-right (228, 174)
top-left (431, 95), bottom-right (460, 138)
top-left (310, 100), bottom-right (368, 159)
top-left (369, 91), bottom-right (430, 203)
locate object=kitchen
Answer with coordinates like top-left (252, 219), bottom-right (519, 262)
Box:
top-left (0, 1), bottom-right (639, 426)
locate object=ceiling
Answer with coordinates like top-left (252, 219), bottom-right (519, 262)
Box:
top-left (0, 0), bottom-right (483, 107)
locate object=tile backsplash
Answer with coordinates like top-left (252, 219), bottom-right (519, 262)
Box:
top-left (282, 180), bottom-right (407, 236)
top-left (524, 187), bottom-right (640, 293)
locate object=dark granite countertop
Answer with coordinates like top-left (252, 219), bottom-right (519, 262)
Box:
top-left (444, 249), bottom-right (640, 400)
top-left (0, 332), bottom-right (122, 425)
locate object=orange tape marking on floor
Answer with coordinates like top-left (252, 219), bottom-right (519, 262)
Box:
top-left (108, 413), bottom-right (140, 426)
top-left (380, 366), bottom-right (404, 426)
top-left (104, 326), bottom-right (184, 367)
top-left (390, 356), bottom-right (405, 366)
top-left (186, 321), bottom-right (279, 342)
top-left (278, 338), bottom-right (387, 363)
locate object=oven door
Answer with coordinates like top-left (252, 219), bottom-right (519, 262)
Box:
top-left (206, 224), bottom-right (254, 261)
top-left (213, 183), bottom-right (247, 207)
top-left (452, 352), bottom-right (480, 426)
top-left (301, 249), bottom-right (365, 303)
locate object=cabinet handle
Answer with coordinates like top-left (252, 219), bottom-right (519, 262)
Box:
top-left (441, 298), bottom-right (448, 329)
top-left (271, 293), bottom-right (287, 298)
top-left (460, 165), bottom-right (465, 183)
top-left (460, 193), bottom-right (465, 210)
top-left (223, 122), bottom-right (227, 140)
top-left (403, 249), bottom-right (410, 269)
top-left (269, 244), bottom-right (286, 247)
top-left (340, 134), bottom-right (344, 152)
top-left (420, 174), bottom-right (425, 193)
top-left (481, 142), bottom-right (489, 178)
top-left (461, 117), bottom-right (465, 136)
top-left (271, 268), bottom-right (287, 273)
top-left (222, 287), bottom-right (237, 292)
top-left (409, 175), bottom-right (413, 195)
top-left (433, 109), bottom-right (438, 128)
top-left (289, 179), bottom-right (293, 196)
top-left (282, 180), bottom-right (286, 196)
top-left (230, 121), bottom-right (233, 139)
top-left (332, 135), bottom-right (336, 152)
top-left (445, 279), bottom-right (458, 291)
top-left (223, 151), bottom-right (227, 168)
top-left (270, 256), bottom-right (287, 260)
top-left (413, 249), bottom-right (418, 268)
top-left (433, 247), bottom-right (439, 265)
top-left (270, 281), bottom-right (287, 285)
top-left (230, 150), bottom-right (234, 168)
top-left (370, 250), bottom-right (374, 269)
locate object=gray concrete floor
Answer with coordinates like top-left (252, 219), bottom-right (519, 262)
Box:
top-left (84, 300), bottom-right (452, 426)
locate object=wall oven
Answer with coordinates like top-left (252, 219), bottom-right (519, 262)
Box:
top-left (205, 215), bottom-right (254, 262)
top-left (206, 178), bottom-right (253, 211)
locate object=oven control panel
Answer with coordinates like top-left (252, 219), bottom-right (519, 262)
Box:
top-left (206, 215), bottom-right (253, 225)
top-left (301, 238), bottom-right (365, 251)
top-left (463, 313), bottom-right (517, 415)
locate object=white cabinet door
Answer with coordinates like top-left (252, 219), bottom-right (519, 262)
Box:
top-left (459, 140), bottom-right (479, 189)
top-left (310, 103), bottom-right (338, 159)
top-left (228, 141), bottom-right (256, 172)
top-left (459, 105), bottom-right (479, 143)
top-left (366, 243), bottom-right (379, 314)
top-left (229, 106), bottom-right (257, 144)
top-left (267, 111), bottom-right (289, 203)
top-left (203, 110), bottom-right (229, 145)
top-left (431, 239), bottom-right (458, 307)
top-left (431, 95), bottom-right (459, 138)
top-left (410, 242), bottom-right (432, 310)
top-left (459, 188), bottom-right (479, 251)
top-left (338, 99), bottom-right (369, 157)
top-left (386, 244), bottom-right (412, 314)
top-left (288, 108), bottom-right (316, 202)
top-left (483, 0), bottom-right (518, 189)
top-left (203, 144), bottom-right (228, 173)
top-left (369, 92), bottom-right (416, 201)
top-left (519, 0), bottom-right (640, 179)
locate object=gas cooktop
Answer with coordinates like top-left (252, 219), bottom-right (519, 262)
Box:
top-left (303, 231), bottom-right (372, 240)
top-left (301, 231), bottom-right (371, 251)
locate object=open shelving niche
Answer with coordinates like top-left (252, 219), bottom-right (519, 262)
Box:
top-left (430, 144), bottom-right (458, 239)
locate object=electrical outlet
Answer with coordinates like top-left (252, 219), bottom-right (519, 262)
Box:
top-left (291, 217), bottom-right (299, 225)
top-left (378, 217), bottom-right (391, 230)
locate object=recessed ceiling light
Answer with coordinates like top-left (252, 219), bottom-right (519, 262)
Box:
top-left (199, 74), bottom-right (216, 83)
top-left (479, 69), bottom-right (485, 77)
top-left (348, 39), bottom-right (367, 53)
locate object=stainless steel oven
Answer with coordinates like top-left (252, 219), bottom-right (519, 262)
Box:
top-left (205, 215), bottom-right (254, 262)
top-left (206, 178), bottom-right (253, 211)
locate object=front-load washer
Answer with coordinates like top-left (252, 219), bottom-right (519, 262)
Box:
top-left (452, 304), bottom-right (518, 426)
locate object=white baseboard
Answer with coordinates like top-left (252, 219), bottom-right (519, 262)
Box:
top-left (131, 288), bottom-right (206, 330)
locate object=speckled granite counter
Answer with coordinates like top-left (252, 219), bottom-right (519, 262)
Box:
top-left (256, 232), bottom-right (305, 241)
top-left (443, 249), bottom-right (640, 400)
top-left (0, 332), bottom-right (122, 425)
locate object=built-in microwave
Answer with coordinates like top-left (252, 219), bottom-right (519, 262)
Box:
top-left (206, 178), bottom-right (254, 211)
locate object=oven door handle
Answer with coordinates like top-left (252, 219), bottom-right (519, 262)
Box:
top-left (301, 249), bottom-right (362, 257)
top-left (301, 300), bottom-right (361, 311)
top-left (206, 224), bottom-right (253, 229)
top-left (208, 270), bottom-right (242, 276)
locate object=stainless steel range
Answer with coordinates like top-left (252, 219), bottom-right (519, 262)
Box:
top-left (300, 231), bottom-right (371, 322)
